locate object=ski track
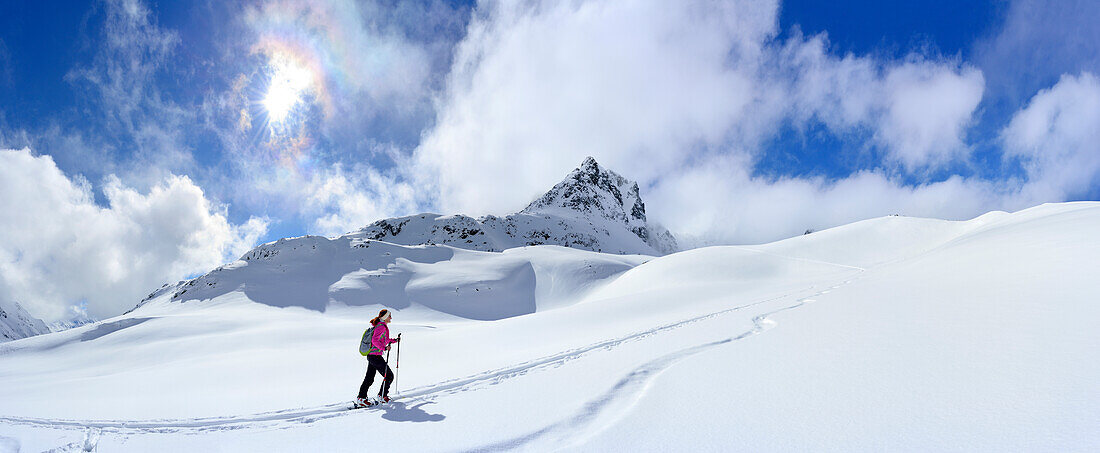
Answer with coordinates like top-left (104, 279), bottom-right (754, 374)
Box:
top-left (0, 272), bottom-right (862, 442)
top-left (473, 276), bottom-right (861, 452)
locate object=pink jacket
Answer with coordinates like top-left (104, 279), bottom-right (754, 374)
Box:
top-left (368, 322), bottom-right (398, 355)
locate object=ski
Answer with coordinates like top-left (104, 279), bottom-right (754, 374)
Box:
top-left (348, 396), bottom-right (399, 410)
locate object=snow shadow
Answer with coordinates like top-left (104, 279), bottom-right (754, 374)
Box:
top-left (175, 239), bottom-right (455, 313)
top-left (79, 318), bottom-right (152, 342)
top-left (0, 317), bottom-right (154, 355)
top-left (409, 262), bottom-right (538, 320)
top-left (379, 401), bottom-right (445, 423)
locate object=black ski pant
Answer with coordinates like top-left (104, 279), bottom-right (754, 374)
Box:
top-left (358, 354), bottom-right (394, 399)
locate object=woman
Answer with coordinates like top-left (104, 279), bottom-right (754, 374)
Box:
top-left (355, 309), bottom-right (401, 407)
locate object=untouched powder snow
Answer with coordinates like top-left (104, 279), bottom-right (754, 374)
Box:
top-left (580, 203), bottom-right (1100, 451)
top-left (1, 202), bottom-right (1098, 452)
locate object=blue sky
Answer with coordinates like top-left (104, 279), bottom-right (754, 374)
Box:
top-left (780, 0), bottom-right (1002, 58)
top-left (2, 0), bottom-right (1099, 320)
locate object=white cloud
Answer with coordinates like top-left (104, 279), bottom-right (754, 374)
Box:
top-left (877, 61), bottom-right (984, 170)
top-left (1002, 72), bottom-right (1100, 201)
top-left (779, 34), bottom-right (880, 130)
top-left (646, 154), bottom-right (1010, 246)
top-left (0, 148), bottom-right (268, 321)
top-left (303, 163), bottom-right (419, 237)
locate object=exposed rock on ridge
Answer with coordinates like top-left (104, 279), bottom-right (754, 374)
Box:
top-left (357, 157), bottom-right (677, 255)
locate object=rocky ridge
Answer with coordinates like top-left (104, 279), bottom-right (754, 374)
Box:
top-left (356, 157), bottom-right (677, 255)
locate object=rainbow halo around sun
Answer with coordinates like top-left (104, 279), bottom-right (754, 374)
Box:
top-left (262, 54), bottom-right (313, 123)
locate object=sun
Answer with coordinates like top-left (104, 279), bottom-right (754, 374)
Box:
top-left (262, 55), bottom-right (312, 123)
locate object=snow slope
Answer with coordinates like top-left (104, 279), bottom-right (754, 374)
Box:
top-left (582, 202), bottom-right (1100, 451)
top-left (744, 210), bottom-right (1011, 268)
top-left (1, 202), bottom-right (1098, 452)
top-left (0, 299), bottom-right (49, 343)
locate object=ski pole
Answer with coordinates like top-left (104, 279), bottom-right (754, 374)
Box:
top-left (394, 333), bottom-right (402, 396)
top-left (383, 341), bottom-right (392, 400)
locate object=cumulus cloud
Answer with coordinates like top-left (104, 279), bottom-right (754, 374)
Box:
top-left (875, 61), bottom-right (984, 170)
top-left (647, 154), bottom-right (1004, 245)
top-left (303, 162), bottom-right (419, 237)
top-left (0, 148), bottom-right (268, 321)
top-left (1002, 72), bottom-right (1100, 202)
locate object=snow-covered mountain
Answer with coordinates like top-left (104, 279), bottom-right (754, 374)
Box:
top-left (357, 157), bottom-right (677, 255)
top-left (46, 307), bottom-right (98, 333)
top-left (0, 299), bottom-right (49, 342)
top-left (136, 234), bottom-right (649, 319)
top-left (126, 157), bottom-right (672, 315)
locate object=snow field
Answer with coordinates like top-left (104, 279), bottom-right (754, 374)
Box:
top-left (2, 202), bottom-right (1099, 451)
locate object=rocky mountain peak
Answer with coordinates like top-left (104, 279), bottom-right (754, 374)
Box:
top-left (519, 156), bottom-right (676, 255)
top-left (344, 156), bottom-right (677, 256)
top-left (522, 156), bottom-right (647, 226)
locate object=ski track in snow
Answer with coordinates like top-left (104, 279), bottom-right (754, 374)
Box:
top-left (0, 273), bottom-right (862, 444)
top-left (474, 277), bottom-right (861, 452)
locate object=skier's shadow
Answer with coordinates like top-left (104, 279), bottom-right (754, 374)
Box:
top-left (379, 401), bottom-right (445, 423)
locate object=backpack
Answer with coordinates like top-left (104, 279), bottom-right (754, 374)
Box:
top-left (359, 326), bottom-right (376, 356)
